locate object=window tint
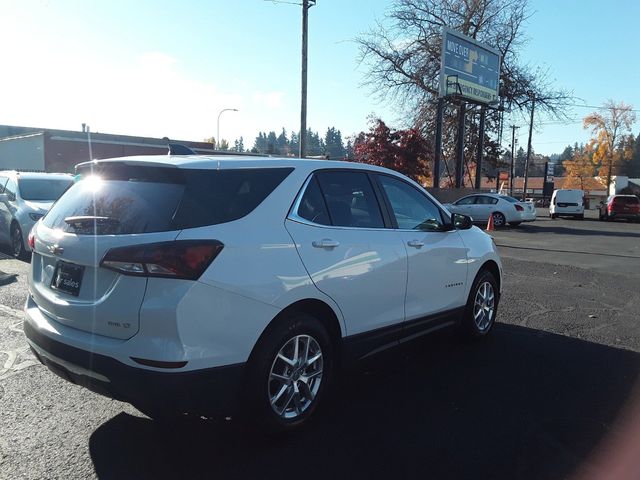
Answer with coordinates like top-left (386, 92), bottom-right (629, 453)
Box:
top-left (455, 196), bottom-right (476, 205)
top-left (4, 179), bottom-right (17, 201)
top-left (476, 196), bottom-right (499, 205)
top-left (316, 171), bottom-right (384, 228)
top-left (18, 178), bottom-right (73, 201)
top-left (500, 196), bottom-right (519, 204)
top-left (297, 176), bottom-right (330, 225)
top-left (614, 196), bottom-right (639, 205)
top-left (378, 175), bottom-right (443, 230)
top-left (43, 166), bottom-right (292, 235)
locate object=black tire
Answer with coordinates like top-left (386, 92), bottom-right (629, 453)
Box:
top-left (461, 270), bottom-right (499, 338)
top-left (244, 312), bottom-right (333, 432)
top-left (550, 213), bottom-right (557, 219)
top-left (578, 214), bottom-right (584, 220)
top-left (10, 223), bottom-right (27, 260)
top-left (491, 212), bottom-right (506, 228)
top-left (598, 211), bottom-right (603, 221)
top-left (509, 222), bottom-right (521, 227)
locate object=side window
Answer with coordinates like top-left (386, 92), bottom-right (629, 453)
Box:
top-left (4, 179), bottom-right (17, 201)
top-left (378, 175), bottom-right (444, 231)
top-left (0, 176), bottom-right (7, 194)
top-left (316, 171), bottom-right (384, 228)
top-left (455, 196), bottom-right (476, 205)
top-left (476, 196), bottom-right (498, 205)
top-left (297, 176), bottom-right (330, 225)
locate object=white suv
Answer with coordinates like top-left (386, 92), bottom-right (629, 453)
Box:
top-left (24, 156), bottom-right (502, 430)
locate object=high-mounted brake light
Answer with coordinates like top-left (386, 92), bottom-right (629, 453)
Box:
top-left (514, 204), bottom-right (524, 211)
top-left (101, 240), bottom-right (224, 280)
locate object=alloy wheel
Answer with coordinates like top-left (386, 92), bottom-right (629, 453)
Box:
top-left (268, 334), bottom-right (323, 420)
top-left (473, 281), bottom-right (495, 332)
top-left (492, 212), bottom-right (505, 227)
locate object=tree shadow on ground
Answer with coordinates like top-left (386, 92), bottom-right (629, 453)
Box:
top-left (89, 324), bottom-right (640, 480)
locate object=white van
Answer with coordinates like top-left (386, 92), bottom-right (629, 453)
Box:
top-left (550, 189), bottom-right (585, 219)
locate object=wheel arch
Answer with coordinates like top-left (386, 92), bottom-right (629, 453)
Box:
top-left (479, 259), bottom-right (501, 294)
top-left (249, 298), bottom-right (344, 363)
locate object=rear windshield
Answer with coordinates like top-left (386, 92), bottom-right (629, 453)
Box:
top-left (18, 178), bottom-right (73, 201)
top-left (500, 196), bottom-right (519, 203)
top-left (42, 165), bottom-right (293, 235)
top-left (613, 196), bottom-right (639, 205)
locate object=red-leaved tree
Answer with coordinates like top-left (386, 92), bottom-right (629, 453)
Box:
top-left (352, 118), bottom-right (432, 184)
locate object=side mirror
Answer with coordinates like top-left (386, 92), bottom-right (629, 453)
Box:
top-left (452, 213), bottom-right (473, 230)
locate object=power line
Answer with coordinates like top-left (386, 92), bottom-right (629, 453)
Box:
top-left (560, 103), bottom-right (640, 113)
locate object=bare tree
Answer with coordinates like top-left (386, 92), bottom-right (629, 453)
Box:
top-left (583, 100), bottom-right (636, 192)
top-left (356, 0), bottom-right (572, 182)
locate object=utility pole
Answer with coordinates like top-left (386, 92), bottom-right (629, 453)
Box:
top-left (299, 0), bottom-right (315, 158)
top-left (522, 94), bottom-right (535, 201)
top-left (509, 125), bottom-right (519, 196)
top-left (475, 107), bottom-right (485, 190)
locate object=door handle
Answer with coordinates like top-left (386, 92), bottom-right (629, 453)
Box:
top-left (407, 240), bottom-right (424, 248)
top-left (312, 239), bottom-right (340, 249)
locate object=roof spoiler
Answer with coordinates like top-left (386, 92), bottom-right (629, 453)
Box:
top-left (168, 143), bottom-right (197, 155)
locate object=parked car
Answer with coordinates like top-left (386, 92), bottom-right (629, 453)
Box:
top-left (444, 193), bottom-right (534, 227)
top-left (24, 155), bottom-right (502, 431)
top-left (598, 195), bottom-right (640, 222)
top-left (0, 171), bottom-right (73, 258)
top-left (549, 189), bottom-right (585, 219)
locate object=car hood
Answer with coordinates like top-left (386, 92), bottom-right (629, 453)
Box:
top-left (23, 200), bottom-right (55, 213)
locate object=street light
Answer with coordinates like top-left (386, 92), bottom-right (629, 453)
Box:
top-left (216, 108), bottom-right (238, 151)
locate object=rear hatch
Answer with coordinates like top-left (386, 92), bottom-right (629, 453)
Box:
top-left (30, 162), bottom-right (293, 340)
top-left (30, 165), bottom-right (187, 339)
top-left (612, 196), bottom-right (640, 213)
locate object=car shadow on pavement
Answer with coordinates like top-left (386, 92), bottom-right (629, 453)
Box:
top-left (89, 324), bottom-right (640, 480)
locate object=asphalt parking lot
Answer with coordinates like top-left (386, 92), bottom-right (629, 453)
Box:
top-left (1, 211), bottom-right (639, 480)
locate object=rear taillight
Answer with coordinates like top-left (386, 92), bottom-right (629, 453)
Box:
top-left (28, 230), bottom-right (35, 250)
top-left (101, 240), bottom-right (224, 280)
top-left (515, 204), bottom-right (524, 211)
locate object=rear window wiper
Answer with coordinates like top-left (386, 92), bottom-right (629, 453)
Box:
top-left (64, 216), bottom-right (120, 232)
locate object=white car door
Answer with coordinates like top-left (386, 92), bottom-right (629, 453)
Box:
top-left (473, 195), bottom-right (498, 222)
top-left (375, 174), bottom-right (468, 333)
top-left (285, 170), bottom-right (408, 354)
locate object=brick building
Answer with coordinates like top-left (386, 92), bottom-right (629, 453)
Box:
top-left (0, 124), bottom-right (239, 173)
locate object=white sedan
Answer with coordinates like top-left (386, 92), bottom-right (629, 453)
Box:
top-left (444, 194), bottom-right (536, 227)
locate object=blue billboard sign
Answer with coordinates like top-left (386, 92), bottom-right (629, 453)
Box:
top-left (439, 28), bottom-right (501, 105)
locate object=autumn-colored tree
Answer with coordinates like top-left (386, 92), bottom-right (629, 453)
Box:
top-left (583, 100), bottom-right (636, 191)
top-left (563, 145), bottom-right (597, 190)
top-left (352, 119), bottom-right (432, 184)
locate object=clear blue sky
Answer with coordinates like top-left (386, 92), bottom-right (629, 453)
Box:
top-left (1, 0), bottom-right (638, 156)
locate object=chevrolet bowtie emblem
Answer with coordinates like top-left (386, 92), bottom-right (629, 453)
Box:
top-left (47, 244), bottom-right (64, 256)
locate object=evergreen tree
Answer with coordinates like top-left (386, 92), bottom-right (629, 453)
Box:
top-left (276, 128), bottom-right (289, 156)
top-left (253, 132), bottom-right (268, 153)
top-left (233, 136), bottom-right (245, 153)
top-left (324, 127), bottom-right (346, 160)
top-left (266, 131), bottom-right (278, 154)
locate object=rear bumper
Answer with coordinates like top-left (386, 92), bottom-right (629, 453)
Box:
top-left (24, 319), bottom-right (245, 418)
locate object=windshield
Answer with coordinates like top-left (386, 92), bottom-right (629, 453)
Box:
top-left (18, 178), bottom-right (73, 201)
